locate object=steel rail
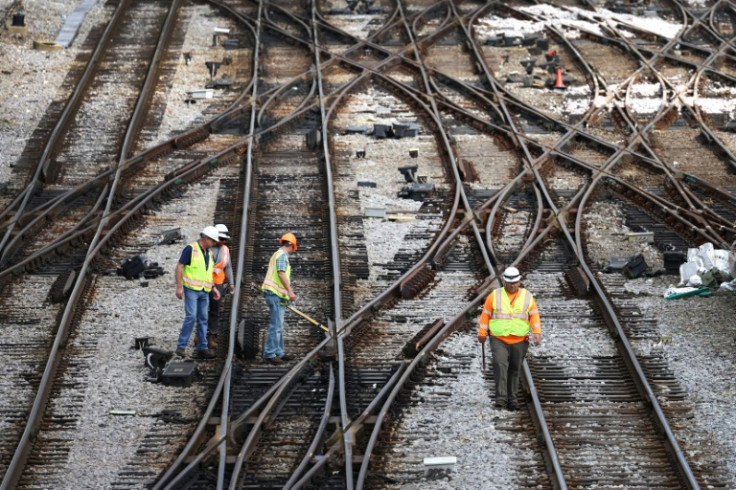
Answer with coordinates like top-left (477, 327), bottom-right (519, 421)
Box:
top-left (217, 2), bottom-right (724, 486)
top-left (150, 2), bottom-right (732, 486)
top-left (150, 0), bottom-right (263, 486)
top-left (290, 362), bottom-right (408, 489)
top-left (306, 4), bottom-right (356, 488)
top-left (353, 285), bottom-right (530, 489)
top-left (475, 4), bottom-right (736, 246)
top-left (572, 184), bottom-right (701, 489)
top-left (457, 4), bottom-right (701, 488)
top-left (592, 33), bottom-right (736, 244)
top-left (226, 2), bottom-right (346, 486)
top-left (0, 1), bottom-right (182, 487)
top-left (0, 0), bottom-right (261, 242)
top-left (0, 0), bottom-right (133, 234)
top-left (547, 17), bottom-right (730, 245)
top-left (283, 366), bottom-right (336, 489)
top-left (221, 3), bottom-right (486, 482)
top-left (214, 0), bottom-right (263, 488)
top-left (227, 1), bottom-right (469, 483)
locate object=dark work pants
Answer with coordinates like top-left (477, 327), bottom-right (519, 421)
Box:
top-left (208, 284), bottom-right (225, 336)
top-left (490, 336), bottom-right (529, 404)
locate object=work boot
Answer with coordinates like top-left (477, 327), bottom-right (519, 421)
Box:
top-left (175, 347), bottom-right (186, 357)
top-left (196, 349), bottom-right (216, 359)
top-left (280, 354), bottom-right (294, 362)
top-left (207, 333), bottom-right (218, 350)
top-left (265, 357), bottom-right (283, 365)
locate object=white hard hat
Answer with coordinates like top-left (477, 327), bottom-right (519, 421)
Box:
top-left (201, 226), bottom-right (219, 241)
top-left (215, 223), bottom-right (230, 240)
top-left (502, 266), bottom-right (521, 283)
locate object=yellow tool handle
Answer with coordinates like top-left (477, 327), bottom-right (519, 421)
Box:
top-left (286, 305), bottom-right (329, 332)
top-left (251, 282), bottom-right (329, 332)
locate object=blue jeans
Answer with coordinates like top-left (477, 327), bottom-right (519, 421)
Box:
top-left (263, 292), bottom-right (286, 359)
top-left (178, 287), bottom-right (210, 351)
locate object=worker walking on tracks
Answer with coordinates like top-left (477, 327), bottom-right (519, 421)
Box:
top-left (175, 226), bottom-right (221, 359)
top-left (262, 233), bottom-right (298, 365)
top-left (207, 224), bottom-right (235, 349)
top-left (478, 266), bottom-right (541, 411)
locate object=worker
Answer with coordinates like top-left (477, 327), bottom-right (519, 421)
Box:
top-left (175, 226), bottom-right (221, 359)
top-left (207, 223), bottom-right (235, 349)
top-left (261, 233), bottom-right (298, 365)
top-left (478, 266), bottom-right (541, 410)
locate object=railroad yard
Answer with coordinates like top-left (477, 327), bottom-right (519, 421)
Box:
top-left (1, 0), bottom-right (735, 488)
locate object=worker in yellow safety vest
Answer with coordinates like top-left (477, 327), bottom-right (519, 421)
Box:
top-left (175, 226), bottom-right (221, 359)
top-left (206, 224), bottom-right (235, 350)
top-left (478, 266), bottom-right (542, 411)
top-left (261, 233), bottom-right (298, 365)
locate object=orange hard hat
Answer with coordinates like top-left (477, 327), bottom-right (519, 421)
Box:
top-left (279, 232), bottom-right (298, 251)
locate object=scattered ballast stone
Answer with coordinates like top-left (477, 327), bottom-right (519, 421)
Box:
top-left (583, 200), bottom-right (664, 272)
top-left (379, 332), bottom-right (544, 489)
top-left (2, 2), bottom-right (735, 487)
top-left (0, 0), bottom-right (111, 186)
top-left (59, 175), bottom-right (225, 486)
top-left (145, 2), bottom-right (246, 147)
top-left (603, 274), bottom-right (736, 486)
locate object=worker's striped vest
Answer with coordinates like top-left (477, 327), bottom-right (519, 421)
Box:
top-left (182, 242), bottom-right (214, 292)
top-left (262, 248), bottom-right (291, 299)
top-left (212, 245), bottom-right (230, 285)
top-left (485, 288), bottom-right (535, 337)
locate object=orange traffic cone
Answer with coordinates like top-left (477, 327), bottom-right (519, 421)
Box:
top-left (554, 67), bottom-right (565, 89)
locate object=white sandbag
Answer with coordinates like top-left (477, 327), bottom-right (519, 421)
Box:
top-left (679, 261), bottom-right (699, 286)
top-left (687, 274), bottom-right (702, 287)
top-left (712, 249), bottom-right (735, 275)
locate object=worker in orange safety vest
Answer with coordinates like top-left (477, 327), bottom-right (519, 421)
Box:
top-left (478, 266), bottom-right (541, 411)
top-left (207, 223), bottom-right (235, 350)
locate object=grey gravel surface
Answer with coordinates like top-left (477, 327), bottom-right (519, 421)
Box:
top-left (1, 1), bottom-right (735, 488)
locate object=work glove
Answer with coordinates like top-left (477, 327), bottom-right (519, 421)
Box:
top-left (477, 334), bottom-right (487, 344)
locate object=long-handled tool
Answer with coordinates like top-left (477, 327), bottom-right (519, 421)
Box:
top-left (482, 341), bottom-right (486, 372)
top-left (251, 282), bottom-right (329, 332)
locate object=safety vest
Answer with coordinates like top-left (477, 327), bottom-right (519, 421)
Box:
top-left (182, 241), bottom-right (214, 292)
top-left (212, 245), bottom-right (230, 285)
top-left (262, 248), bottom-right (291, 299)
top-left (485, 287), bottom-right (534, 337)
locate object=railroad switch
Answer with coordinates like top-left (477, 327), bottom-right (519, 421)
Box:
top-left (319, 333), bottom-right (338, 359)
top-left (398, 183), bottom-right (435, 201)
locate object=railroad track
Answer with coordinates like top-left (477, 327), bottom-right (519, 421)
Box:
top-left (2, 0), bottom-right (736, 488)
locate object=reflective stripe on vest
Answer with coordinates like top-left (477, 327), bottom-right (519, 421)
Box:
top-left (488, 287), bottom-right (532, 337)
top-left (182, 241), bottom-right (214, 292)
top-left (212, 245), bottom-right (230, 285)
top-left (262, 248), bottom-right (290, 299)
